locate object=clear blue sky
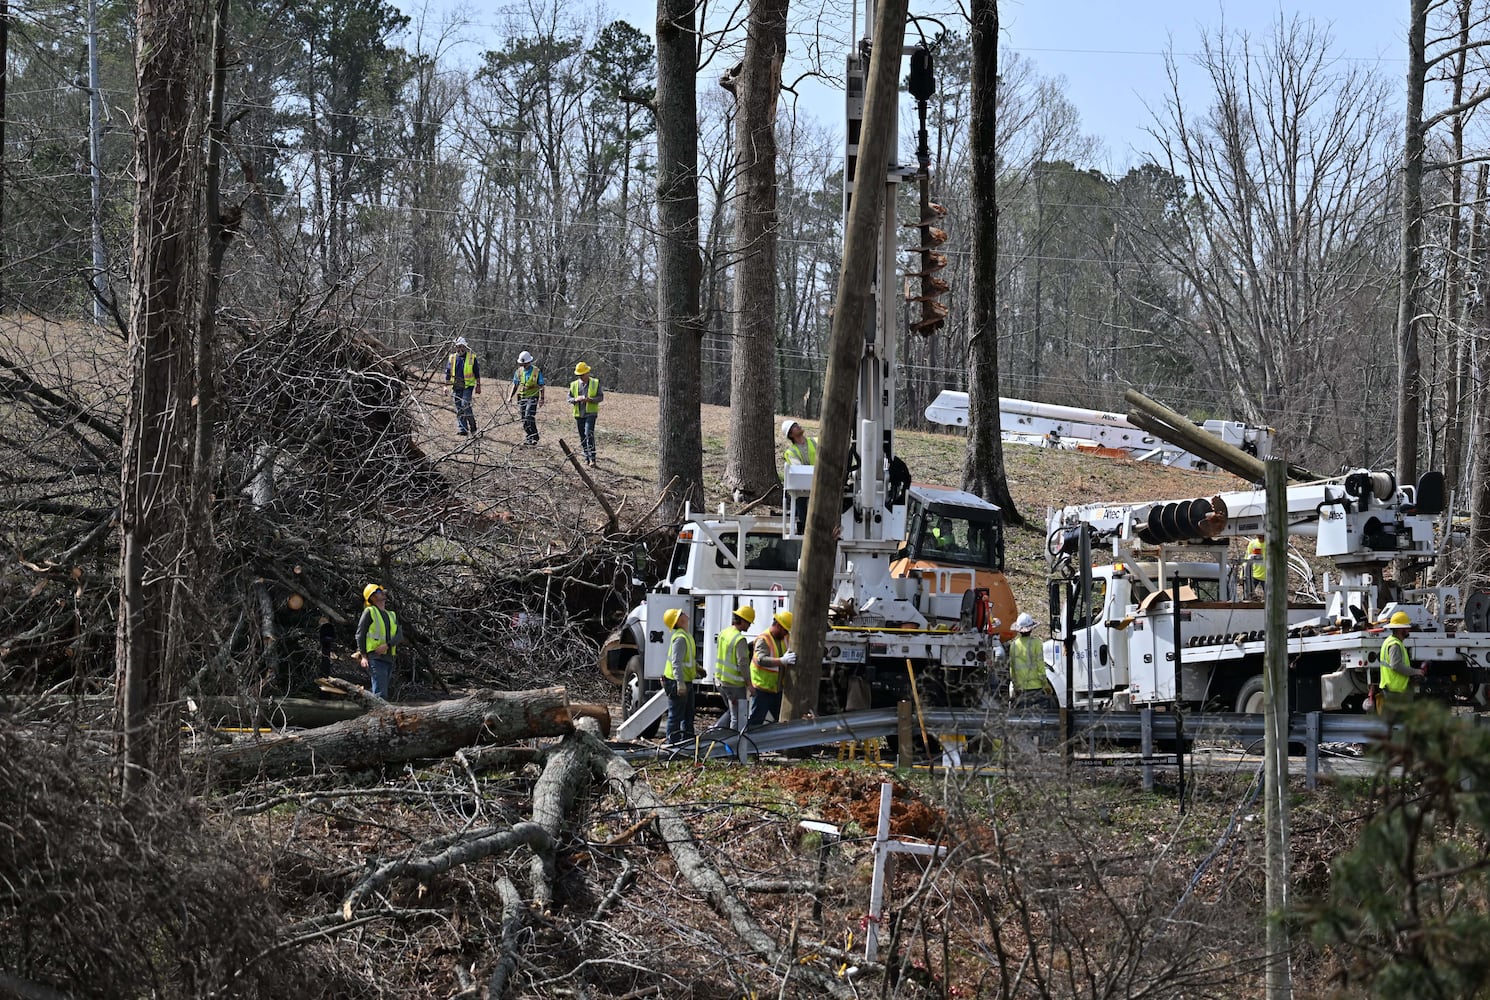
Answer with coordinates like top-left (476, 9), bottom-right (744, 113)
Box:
top-left (999, 0), bottom-right (1408, 169)
top-left (402, 0), bottom-right (1410, 172)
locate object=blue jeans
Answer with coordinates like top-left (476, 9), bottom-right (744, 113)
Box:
top-left (518, 397), bottom-right (539, 443)
top-left (453, 386), bottom-right (475, 433)
top-left (575, 413), bottom-right (597, 463)
top-left (664, 677), bottom-right (696, 742)
top-left (367, 656), bottom-right (394, 698)
top-left (747, 688), bottom-right (781, 729)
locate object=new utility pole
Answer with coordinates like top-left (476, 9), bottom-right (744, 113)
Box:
top-left (779, 0), bottom-right (909, 719)
top-left (1263, 457), bottom-right (1293, 999)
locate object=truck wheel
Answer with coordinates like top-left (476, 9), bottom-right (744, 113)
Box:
top-left (621, 656), bottom-right (660, 738)
top-left (1235, 675), bottom-right (1266, 714)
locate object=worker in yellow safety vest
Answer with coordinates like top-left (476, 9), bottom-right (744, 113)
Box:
top-left (355, 583), bottom-right (401, 699)
top-left (446, 336), bottom-right (481, 436)
top-left (1007, 612), bottom-right (1054, 709)
top-left (1245, 534), bottom-right (1266, 600)
top-left (747, 611), bottom-right (794, 729)
top-left (714, 606), bottom-right (755, 732)
top-left (781, 421), bottom-right (817, 534)
top-left (508, 350), bottom-right (545, 445)
top-left (1371, 611), bottom-right (1422, 716)
top-left (568, 361), bottom-right (604, 467)
top-left (662, 607), bottom-right (697, 743)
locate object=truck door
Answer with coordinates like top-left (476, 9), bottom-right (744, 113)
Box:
top-left (642, 595), bottom-right (694, 681)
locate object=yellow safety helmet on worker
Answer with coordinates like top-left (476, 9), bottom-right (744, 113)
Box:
top-left (663, 607), bottom-right (689, 630)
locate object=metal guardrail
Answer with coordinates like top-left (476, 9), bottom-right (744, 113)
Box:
top-left (619, 706), bottom-right (1394, 789)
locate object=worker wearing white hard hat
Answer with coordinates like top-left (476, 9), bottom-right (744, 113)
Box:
top-left (446, 336), bottom-right (481, 436)
top-left (508, 350), bottom-right (545, 445)
top-left (1007, 611), bottom-right (1054, 710)
top-left (781, 420), bottom-right (817, 534)
top-left (662, 607), bottom-right (697, 743)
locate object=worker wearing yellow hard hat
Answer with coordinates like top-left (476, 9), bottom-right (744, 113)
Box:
top-left (746, 609), bottom-right (794, 729)
top-left (1372, 610), bottom-right (1422, 716)
top-left (569, 361), bottom-right (603, 467)
top-left (714, 606), bottom-right (756, 732)
top-left (662, 606), bottom-right (697, 743)
top-left (355, 583), bottom-right (400, 699)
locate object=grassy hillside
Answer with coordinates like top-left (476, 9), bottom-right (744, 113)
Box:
top-left (414, 381), bottom-right (1245, 619)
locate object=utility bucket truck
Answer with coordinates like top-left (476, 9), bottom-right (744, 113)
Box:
top-left (924, 390), bottom-right (1276, 472)
top-left (599, 25), bottom-right (1013, 741)
top-left (1045, 469), bottom-right (1490, 714)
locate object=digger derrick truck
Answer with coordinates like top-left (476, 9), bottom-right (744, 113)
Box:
top-left (599, 28), bottom-right (1014, 741)
top-left (1043, 469), bottom-right (1490, 714)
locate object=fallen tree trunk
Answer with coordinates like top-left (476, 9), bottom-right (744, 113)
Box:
top-left (592, 735), bottom-right (857, 1000)
top-left (194, 687), bottom-right (574, 782)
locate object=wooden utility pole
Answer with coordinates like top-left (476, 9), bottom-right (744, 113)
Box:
top-left (1263, 458), bottom-right (1293, 999)
top-left (779, 0), bottom-right (909, 721)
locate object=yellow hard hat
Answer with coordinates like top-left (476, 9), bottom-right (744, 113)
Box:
top-left (773, 610), bottom-right (793, 631)
top-left (733, 606), bottom-right (756, 625)
top-left (1384, 611), bottom-right (1412, 628)
top-left (363, 583), bottom-right (383, 604)
top-left (575, 361), bottom-right (591, 376)
top-left (663, 607), bottom-right (687, 629)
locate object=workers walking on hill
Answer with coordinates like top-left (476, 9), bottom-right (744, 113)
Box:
top-left (747, 610), bottom-right (794, 729)
top-left (568, 361), bottom-right (604, 467)
top-left (1372, 611), bottom-right (1422, 715)
top-left (446, 336), bottom-right (481, 436)
top-left (508, 350), bottom-right (545, 445)
top-left (1007, 612), bottom-right (1055, 709)
top-left (714, 606), bottom-right (755, 732)
top-left (662, 607), bottom-right (697, 744)
top-left (781, 420), bottom-right (818, 534)
top-left (1245, 533), bottom-right (1266, 600)
top-left (356, 584), bottom-right (401, 699)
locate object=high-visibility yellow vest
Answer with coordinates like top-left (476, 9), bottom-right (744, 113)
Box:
top-left (569, 377), bottom-right (601, 417)
top-left (1379, 634), bottom-right (1411, 693)
top-left (664, 627), bottom-right (697, 682)
top-left (1008, 635), bottom-right (1046, 691)
top-left (784, 438), bottom-right (817, 466)
top-left (514, 366), bottom-right (542, 398)
top-left (365, 608), bottom-right (398, 655)
top-left (751, 632), bottom-right (782, 692)
top-left (449, 353), bottom-right (477, 388)
top-left (715, 625), bottom-right (748, 687)
top-left (1246, 538), bottom-right (1266, 581)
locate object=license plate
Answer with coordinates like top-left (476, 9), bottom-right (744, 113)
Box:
top-left (832, 645), bottom-right (866, 664)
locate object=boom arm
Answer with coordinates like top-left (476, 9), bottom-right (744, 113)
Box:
top-left (1048, 470), bottom-right (1445, 569)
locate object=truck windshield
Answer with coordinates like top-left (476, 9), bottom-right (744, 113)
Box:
top-left (714, 532), bottom-right (802, 572)
top-left (916, 515), bottom-right (1003, 570)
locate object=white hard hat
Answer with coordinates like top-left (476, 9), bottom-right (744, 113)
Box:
top-left (454, 336), bottom-right (468, 348)
top-left (1014, 612), bottom-right (1037, 632)
top-left (518, 350), bottom-right (534, 364)
top-left (781, 419), bottom-right (798, 438)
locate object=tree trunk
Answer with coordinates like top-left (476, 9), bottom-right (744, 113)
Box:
top-left (1394, 0), bottom-right (1428, 484)
top-left (654, 0), bottom-right (704, 522)
top-left (1466, 167), bottom-right (1490, 581)
top-left (960, 0), bottom-right (1022, 525)
top-left (722, 0), bottom-right (790, 504)
top-left (779, 0), bottom-right (908, 723)
top-left (193, 687), bottom-right (576, 782)
top-left (116, 0), bottom-right (208, 792)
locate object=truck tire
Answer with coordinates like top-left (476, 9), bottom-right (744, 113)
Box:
top-left (1235, 675), bottom-right (1266, 714)
top-left (621, 656), bottom-right (661, 738)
